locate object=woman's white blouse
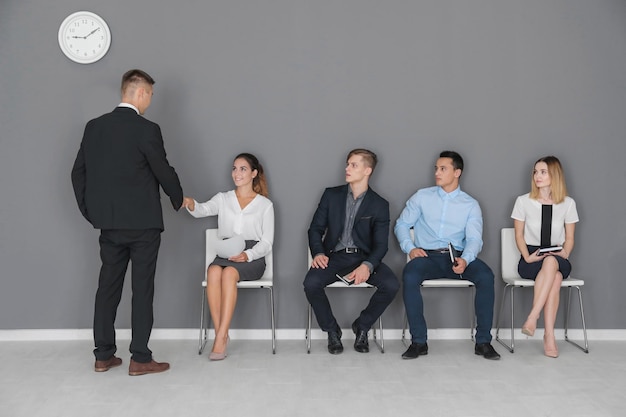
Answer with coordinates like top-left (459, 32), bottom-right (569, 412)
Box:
top-left (511, 193), bottom-right (579, 246)
top-left (187, 190), bottom-right (274, 262)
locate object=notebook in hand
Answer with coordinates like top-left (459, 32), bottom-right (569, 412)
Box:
top-left (538, 246), bottom-right (563, 254)
top-left (335, 263), bottom-right (362, 285)
top-left (448, 242), bottom-right (458, 266)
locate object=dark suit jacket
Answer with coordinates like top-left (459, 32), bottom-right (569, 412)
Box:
top-left (71, 107), bottom-right (183, 230)
top-left (308, 184), bottom-right (390, 270)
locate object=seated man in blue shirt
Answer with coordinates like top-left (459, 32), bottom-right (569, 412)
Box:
top-left (394, 150), bottom-right (500, 360)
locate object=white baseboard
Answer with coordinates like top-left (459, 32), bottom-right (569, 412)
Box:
top-left (1, 328), bottom-right (625, 341)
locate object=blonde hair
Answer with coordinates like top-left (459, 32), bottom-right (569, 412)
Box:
top-left (529, 156), bottom-right (568, 204)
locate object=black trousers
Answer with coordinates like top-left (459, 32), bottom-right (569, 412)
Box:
top-left (93, 229), bottom-right (161, 363)
top-left (303, 252), bottom-right (399, 332)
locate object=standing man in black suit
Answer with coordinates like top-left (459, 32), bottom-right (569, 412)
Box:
top-left (304, 149), bottom-right (399, 354)
top-left (71, 69), bottom-right (183, 376)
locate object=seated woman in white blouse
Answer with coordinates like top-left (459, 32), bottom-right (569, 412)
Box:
top-left (510, 156), bottom-right (578, 358)
top-left (182, 153), bottom-right (274, 361)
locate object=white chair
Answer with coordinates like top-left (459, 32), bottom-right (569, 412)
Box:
top-left (199, 229), bottom-right (275, 354)
top-left (401, 229), bottom-right (476, 345)
top-left (495, 228), bottom-right (588, 353)
top-left (304, 251), bottom-right (384, 353)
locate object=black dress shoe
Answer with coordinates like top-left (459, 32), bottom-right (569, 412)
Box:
top-left (475, 343), bottom-right (501, 360)
top-left (401, 342), bottom-right (428, 359)
top-left (327, 330), bottom-right (343, 354)
top-left (351, 320), bottom-right (369, 353)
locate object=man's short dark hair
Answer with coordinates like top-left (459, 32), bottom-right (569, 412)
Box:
top-left (439, 150), bottom-right (464, 172)
top-left (121, 69), bottom-right (155, 94)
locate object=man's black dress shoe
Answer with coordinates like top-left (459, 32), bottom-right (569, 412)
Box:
top-left (475, 343), bottom-right (501, 360)
top-left (328, 330), bottom-right (343, 354)
top-left (351, 320), bottom-right (369, 353)
top-left (401, 342), bottom-right (428, 359)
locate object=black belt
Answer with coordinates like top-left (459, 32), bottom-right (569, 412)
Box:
top-left (335, 247), bottom-right (361, 254)
top-left (425, 248), bottom-right (450, 254)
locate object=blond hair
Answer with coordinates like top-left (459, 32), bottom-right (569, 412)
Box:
top-left (529, 156), bottom-right (568, 204)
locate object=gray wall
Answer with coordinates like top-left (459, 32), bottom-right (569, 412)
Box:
top-left (1, 0), bottom-right (625, 332)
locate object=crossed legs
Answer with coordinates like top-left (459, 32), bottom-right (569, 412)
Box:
top-left (521, 256), bottom-right (563, 357)
top-left (206, 265), bottom-right (239, 355)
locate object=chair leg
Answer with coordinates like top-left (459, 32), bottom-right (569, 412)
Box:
top-left (268, 287), bottom-right (276, 354)
top-left (198, 286), bottom-right (208, 355)
top-left (372, 316), bottom-right (384, 353)
top-left (401, 313), bottom-right (409, 347)
top-left (469, 286), bottom-right (476, 342)
top-left (564, 286), bottom-right (589, 353)
top-left (495, 284), bottom-right (515, 353)
top-left (306, 304), bottom-right (312, 353)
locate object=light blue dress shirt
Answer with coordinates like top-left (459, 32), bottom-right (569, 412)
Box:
top-left (394, 186), bottom-right (483, 264)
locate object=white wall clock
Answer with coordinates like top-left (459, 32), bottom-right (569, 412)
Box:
top-left (58, 11), bottom-right (111, 64)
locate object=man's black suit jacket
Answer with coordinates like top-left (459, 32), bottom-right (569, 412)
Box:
top-left (308, 184), bottom-right (390, 271)
top-left (71, 107), bottom-right (183, 230)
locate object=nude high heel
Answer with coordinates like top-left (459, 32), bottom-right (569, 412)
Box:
top-left (543, 334), bottom-right (559, 358)
top-left (521, 317), bottom-right (537, 337)
top-left (209, 351), bottom-right (227, 361)
top-left (209, 335), bottom-right (229, 361)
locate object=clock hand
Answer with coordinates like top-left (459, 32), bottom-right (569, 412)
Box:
top-left (71, 28), bottom-right (100, 40)
top-left (85, 27), bottom-right (101, 38)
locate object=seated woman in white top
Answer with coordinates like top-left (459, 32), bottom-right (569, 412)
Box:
top-left (182, 153), bottom-right (274, 361)
top-left (510, 156), bottom-right (579, 358)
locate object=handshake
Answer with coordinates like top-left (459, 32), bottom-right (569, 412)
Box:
top-left (181, 197), bottom-right (195, 211)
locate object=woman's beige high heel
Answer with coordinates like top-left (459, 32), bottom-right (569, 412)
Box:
top-left (543, 334), bottom-right (559, 358)
top-left (209, 336), bottom-right (229, 361)
top-left (209, 350), bottom-right (227, 361)
top-left (521, 318), bottom-right (537, 337)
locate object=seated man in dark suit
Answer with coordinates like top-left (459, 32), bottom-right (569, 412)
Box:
top-left (304, 148), bottom-right (399, 354)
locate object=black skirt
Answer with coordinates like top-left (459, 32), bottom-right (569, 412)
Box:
top-left (210, 240), bottom-right (266, 281)
top-left (518, 245), bottom-right (572, 279)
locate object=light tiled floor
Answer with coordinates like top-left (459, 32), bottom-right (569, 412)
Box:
top-left (0, 337), bottom-right (624, 417)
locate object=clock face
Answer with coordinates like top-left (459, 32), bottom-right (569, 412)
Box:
top-left (58, 11), bottom-right (111, 64)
